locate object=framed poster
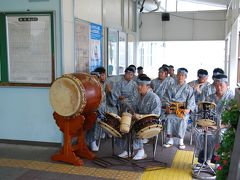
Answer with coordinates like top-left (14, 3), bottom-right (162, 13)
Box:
top-left (74, 19), bottom-right (102, 73)
top-left (5, 14), bottom-right (53, 84)
top-left (89, 23), bottom-right (102, 72)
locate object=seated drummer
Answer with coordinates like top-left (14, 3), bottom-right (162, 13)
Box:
top-left (163, 68), bottom-right (196, 150)
top-left (118, 74), bottom-right (161, 160)
top-left (112, 67), bottom-right (138, 114)
top-left (86, 67), bottom-right (109, 151)
top-left (193, 74), bottom-right (234, 164)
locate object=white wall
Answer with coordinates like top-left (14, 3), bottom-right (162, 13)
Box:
top-left (140, 10), bottom-right (226, 41)
top-left (226, 0), bottom-right (240, 91)
top-left (227, 18), bottom-right (239, 91)
top-left (74, 0), bottom-right (102, 25)
top-left (61, 0), bottom-right (75, 74)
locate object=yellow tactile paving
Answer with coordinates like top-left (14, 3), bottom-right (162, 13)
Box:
top-left (141, 150), bottom-right (193, 180)
top-left (0, 151), bottom-right (194, 180)
top-left (0, 158), bottom-right (142, 179)
top-left (47, 163), bottom-right (74, 173)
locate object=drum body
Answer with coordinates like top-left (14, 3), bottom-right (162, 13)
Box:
top-left (196, 101), bottom-right (216, 127)
top-left (133, 114), bottom-right (162, 139)
top-left (49, 73), bottom-right (102, 117)
top-left (170, 102), bottom-right (185, 118)
top-left (99, 112), bottom-right (122, 138)
top-left (120, 112), bottom-right (132, 133)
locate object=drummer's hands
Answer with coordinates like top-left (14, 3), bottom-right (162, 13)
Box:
top-left (183, 109), bottom-right (190, 115)
top-left (119, 96), bottom-right (125, 101)
top-left (133, 113), bottom-right (142, 120)
top-left (194, 84), bottom-right (203, 93)
top-left (165, 106), bottom-right (172, 114)
top-left (106, 83), bottom-right (112, 93)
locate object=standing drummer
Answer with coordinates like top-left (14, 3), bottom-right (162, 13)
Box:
top-left (117, 74), bottom-right (161, 160)
top-left (163, 68), bottom-right (195, 150)
top-left (193, 74), bottom-right (234, 164)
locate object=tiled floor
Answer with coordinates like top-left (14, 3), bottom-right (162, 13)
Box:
top-left (0, 132), bottom-right (195, 179)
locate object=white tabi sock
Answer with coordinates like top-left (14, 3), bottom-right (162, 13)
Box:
top-left (179, 138), bottom-right (184, 145)
top-left (167, 138), bottom-right (173, 145)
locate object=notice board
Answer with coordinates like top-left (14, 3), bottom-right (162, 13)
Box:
top-left (0, 12), bottom-right (54, 86)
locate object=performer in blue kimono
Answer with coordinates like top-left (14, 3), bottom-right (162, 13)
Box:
top-left (151, 66), bottom-right (175, 102)
top-left (168, 65), bottom-right (177, 81)
top-left (188, 69), bottom-right (210, 104)
top-left (112, 67), bottom-right (138, 114)
top-left (137, 66), bottom-right (144, 78)
top-left (86, 67), bottom-right (107, 151)
top-left (162, 68), bottom-right (196, 150)
top-left (201, 68), bottom-right (224, 101)
top-left (193, 74), bottom-right (234, 163)
top-left (118, 74), bottom-right (161, 160)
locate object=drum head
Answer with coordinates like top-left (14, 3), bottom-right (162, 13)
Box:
top-left (50, 77), bottom-right (83, 117)
top-left (99, 121), bottom-right (122, 138)
top-left (196, 119), bottom-right (216, 127)
top-left (136, 124), bottom-right (162, 139)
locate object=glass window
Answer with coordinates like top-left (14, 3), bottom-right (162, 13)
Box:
top-left (119, 32), bottom-right (127, 75)
top-left (138, 41), bottom-right (225, 82)
top-left (107, 29), bottom-right (118, 76)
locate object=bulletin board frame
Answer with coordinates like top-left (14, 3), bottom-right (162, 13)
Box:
top-left (0, 12), bottom-right (55, 87)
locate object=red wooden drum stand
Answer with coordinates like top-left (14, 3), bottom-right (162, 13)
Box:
top-left (52, 112), bottom-right (97, 166)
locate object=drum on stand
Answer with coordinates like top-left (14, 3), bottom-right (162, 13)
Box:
top-left (192, 101), bottom-right (217, 179)
top-left (196, 101), bottom-right (217, 127)
top-left (99, 112), bottom-right (122, 138)
top-left (133, 114), bottom-right (162, 139)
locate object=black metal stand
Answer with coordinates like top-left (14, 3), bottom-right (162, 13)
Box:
top-left (131, 134), bottom-right (167, 171)
top-left (192, 128), bottom-right (216, 180)
top-left (92, 135), bottom-right (131, 168)
top-left (93, 131), bottom-right (167, 170)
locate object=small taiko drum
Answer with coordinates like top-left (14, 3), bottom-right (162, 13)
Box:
top-left (49, 73), bottom-right (102, 117)
top-left (120, 112), bottom-right (132, 133)
top-left (133, 114), bottom-right (162, 139)
top-left (198, 101), bottom-right (216, 111)
top-left (99, 112), bottom-right (122, 138)
top-left (196, 101), bottom-right (216, 127)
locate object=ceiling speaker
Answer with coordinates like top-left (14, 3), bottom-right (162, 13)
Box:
top-left (162, 13), bottom-right (170, 21)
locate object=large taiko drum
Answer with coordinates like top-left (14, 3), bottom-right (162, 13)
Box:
top-left (49, 73), bottom-right (102, 117)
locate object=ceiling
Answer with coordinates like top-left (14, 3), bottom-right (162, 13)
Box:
top-left (139, 0), bottom-right (231, 13)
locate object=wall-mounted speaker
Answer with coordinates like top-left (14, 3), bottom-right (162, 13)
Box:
top-left (162, 13), bottom-right (170, 21)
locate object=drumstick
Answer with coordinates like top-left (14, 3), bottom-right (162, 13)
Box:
top-left (121, 100), bottom-right (135, 114)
